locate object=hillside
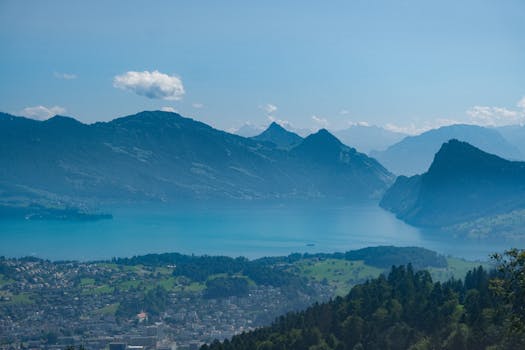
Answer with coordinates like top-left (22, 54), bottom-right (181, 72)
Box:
top-left (380, 139), bottom-right (525, 228)
top-left (202, 251), bottom-right (525, 350)
top-left (371, 124), bottom-right (522, 175)
top-left (0, 111), bottom-right (393, 214)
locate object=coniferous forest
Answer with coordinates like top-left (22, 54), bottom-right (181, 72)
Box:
top-left (202, 249), bottom-right (525, 350)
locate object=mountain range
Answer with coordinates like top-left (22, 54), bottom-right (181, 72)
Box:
top-left (0, 111), bottom-right (394, 213)
top-left (371, 124), bottom-right (523, 175)
top-left (333, 125), bottom-right (407, 154)
top-left (236, 123), bottom-right (407, 154)
top-left (380, 139), bottom-right (525, 228)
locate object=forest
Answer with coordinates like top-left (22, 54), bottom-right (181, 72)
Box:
top-left (202, 249), bottom-right (525, 350)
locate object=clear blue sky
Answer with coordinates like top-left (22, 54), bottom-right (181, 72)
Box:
top-left (0, 0), bottom-right (524, 133)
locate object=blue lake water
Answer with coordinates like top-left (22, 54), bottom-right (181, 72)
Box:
top-left (0, 202), bottom-right (521, 261)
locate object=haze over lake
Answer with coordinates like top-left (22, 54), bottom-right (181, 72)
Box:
top-left (0, 202), bottom-right (517, 261)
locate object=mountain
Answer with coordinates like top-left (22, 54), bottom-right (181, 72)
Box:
top-left (371, 124), bottom-right (522, 175)
top-left (251, 122), bottom-right (303, 149)
top-left (232, 122), bottom-right (264, 137)
top-left (380, 139), bottom-right (525, 227)
top-left (0, 111), bottom-right (394, 210)
top-left (333, 125), bottom-right (407, 154)
top-left (289, 129), bottom-right (395, 198)
top-left (497, 124), bottom-right (525, 156)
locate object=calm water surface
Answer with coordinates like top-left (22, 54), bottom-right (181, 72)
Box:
top-left (0, 202), bottom-right (520, 261)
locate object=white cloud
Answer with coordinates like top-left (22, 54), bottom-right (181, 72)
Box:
top-left (53, 72), bottom-right (77, 80)
top-left (384, 118), bottom-right (459, 135)
top-left (379, 96), bottom-right (525, 135)
top-left (463, 96), bottom-right (525, 127)
top-left (347, 120), bottom-right (370, 127)
top-left (466, 105), bottom-right (523, 127)
top-left (160, 106), bottom-right (177, 113)
top-left (20, 105), bottom-right (66, 120)
top-left (113, 70), bottom-right (185, 100)
top-left (192, 103), bottom-right (204, 109)
top-left (260, 104), bottom-right (277, 114)
top-left (339, 109), bottom-right (350, 115)
top-left (517, 96), bottom-right (525, 110)
top-left (384, 123), bottom-right (421, 135)
top-left (311, 115), bottom-right (329, 128)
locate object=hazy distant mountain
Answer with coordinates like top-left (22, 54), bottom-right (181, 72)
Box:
top-left (251, 122), bottom-right (303, 149)
top-left (496, 125), bottom-right (525, 156)
top-left (233, 122), bottom-right (264, 137)
top-left (0, 111), bottom-right (393, 210)
top-left (371, 124), bottom-right (522, 175)
top-left (380, 139), bottom-right (525, 227)
top-left (333, 125), bottom-right (407, 154)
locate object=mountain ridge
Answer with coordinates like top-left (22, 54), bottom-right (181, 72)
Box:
top-left (380, 139), bottom-right (525, 227)
top-left (0, 111), bottom-right (394, 213)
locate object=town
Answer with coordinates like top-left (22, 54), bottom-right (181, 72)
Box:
top-left (0, 256), bottom-right (333, 350)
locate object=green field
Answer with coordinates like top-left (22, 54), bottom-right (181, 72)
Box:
top-left (177, 281), bottom-right (205, 293)
top-left (294, 259), bottom-right (383, 296)
top-left (1, 292), bottom-right (34, 304)
top-left (0, 274), bottom-right (13, 287)
top-left (94, 303), bottom-right (119, 316)
top-left (428, 257), bottom-right (493, 283)
top-left (80, 277), bottom-right (96, 286)
top-left (82, 285), bottom-right (115, 295)
top-left (118, 279), bottom-right (142, 290)
top-left (293, 256), bottom-right (491, 296)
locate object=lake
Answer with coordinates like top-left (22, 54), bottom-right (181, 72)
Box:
top-left (0, 201), bottom-right (520, 261)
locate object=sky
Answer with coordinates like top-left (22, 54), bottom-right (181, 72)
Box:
top-left (0, 0), bottom-right (524, 134)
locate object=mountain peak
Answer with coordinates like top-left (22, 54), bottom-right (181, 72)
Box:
top-left (106, 110), bottom-right (190, 129)
top-left (130, 110), bottom-right (183, 120)
top-left (252, 121), bottom-right (302, 148)
top-left (44, 115), bottom-right (84, 126)
top-left (268, 121), bottom-right (284, 130)
top-left (260, 121), bottom-right (291, 135)
top-left (292, 128), bottom-right (349, 161)
top-left (303, 128), bottom-right (342, 147)
top-left (428, 139), bottom-right (509, 175)
top-left (437, 138), bottom-right (473, 153)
